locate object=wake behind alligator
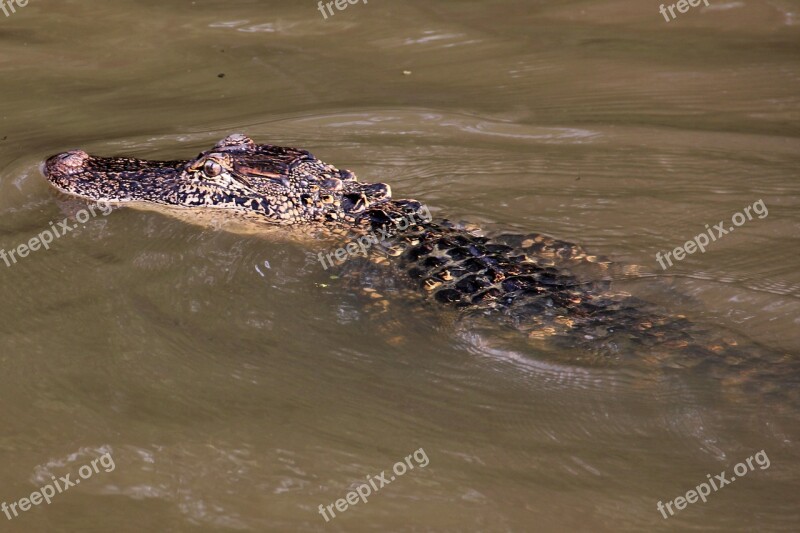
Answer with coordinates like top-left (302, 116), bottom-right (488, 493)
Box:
top-left (42, 134), bottom-right (799, 402)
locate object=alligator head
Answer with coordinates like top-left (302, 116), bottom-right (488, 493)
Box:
top-left (43, 134), bottom-right (393, 225)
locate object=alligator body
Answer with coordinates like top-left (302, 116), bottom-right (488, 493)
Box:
top-left (42, 134), bottom-right (797, 398)
top-left (42, 134), bottom-right (619, 326)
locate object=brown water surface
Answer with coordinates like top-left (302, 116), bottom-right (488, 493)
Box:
top-left (0, 0), bottom-right (799, 531)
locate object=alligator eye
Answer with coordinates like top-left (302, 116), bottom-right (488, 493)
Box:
top-left (204, 160), bottom-right (223, 177)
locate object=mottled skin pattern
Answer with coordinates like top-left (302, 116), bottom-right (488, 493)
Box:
top-left (43, 134), bottom-right (798, 401)
top-left (45, 134), bottom-right (392, 225)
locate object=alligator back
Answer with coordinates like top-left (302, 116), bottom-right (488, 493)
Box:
top-left (345, 200), bottom-right (800, 404)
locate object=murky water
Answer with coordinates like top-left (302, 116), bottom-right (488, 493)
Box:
top-left (1, 0), bottom-right (799, 531)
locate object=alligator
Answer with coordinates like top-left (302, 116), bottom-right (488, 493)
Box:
top-left (42, 134), bottom-right (798, 400)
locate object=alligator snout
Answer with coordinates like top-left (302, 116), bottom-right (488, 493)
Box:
top-left (44, 150), bottom-right (90, 178)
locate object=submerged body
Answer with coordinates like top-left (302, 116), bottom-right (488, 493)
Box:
top-left (42, 134), bottom-right (797, 398)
